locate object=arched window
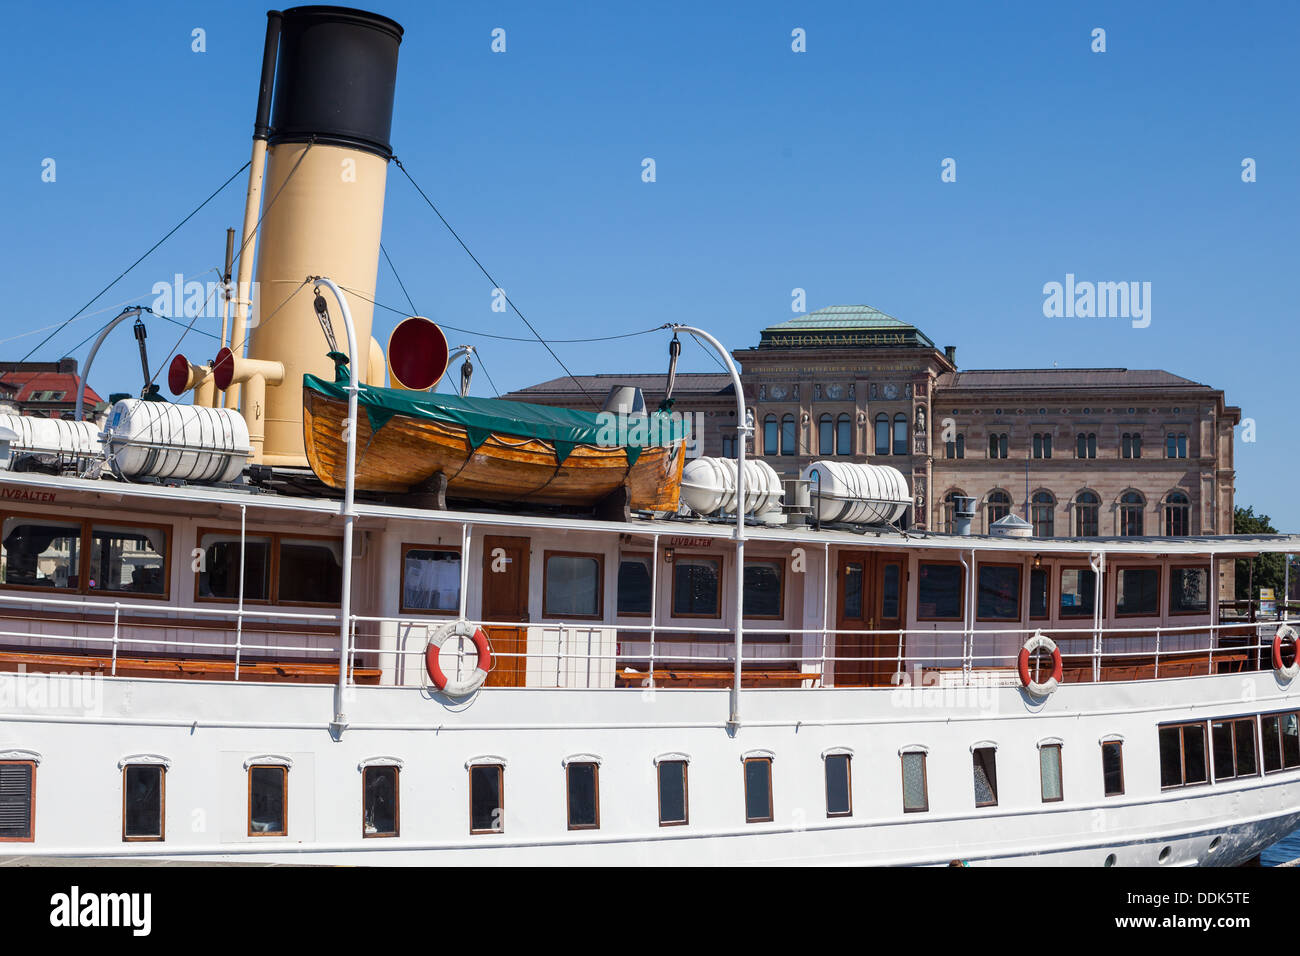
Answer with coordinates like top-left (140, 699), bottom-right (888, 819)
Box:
top-left (1120, 492), bottom-right (1145, 536)
top-left (836, 414), bottom-right (852, 456)
top-left (763, 415), bottom-right (778, 457)
top-left (874, 414), bottom-right (890, 455)
top-left (893, 414), bottom-right (908, 455)
top-left (1074, 491), bottom-right (1100, 536)
top-left (1076, 433), bottom-right (1097, 459)
top-left (1165, 492), bottom-right (1190, 536)
top-left (780, 414), bottom-right (796, 456)
top-left (943, 491), bottom-right (967, 534)
top-left (1031, 491), bottom-right (1055, 538)
top-left (818, 415), bottom-right (834, 456)
top-left (988, 433), bottom-right (1008, 459)
top-left (986, 490), bottom-right (1011, 528)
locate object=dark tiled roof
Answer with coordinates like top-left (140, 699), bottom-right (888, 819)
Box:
top-left (504, 372), bottom-right (734, 401)
top-left (936, 368), bottom-right (1208, 391)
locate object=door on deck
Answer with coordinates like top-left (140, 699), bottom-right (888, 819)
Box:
top-left (481, 535), bottom-right (530, 687)
top-left (834, 551), bottom-right (905, 687)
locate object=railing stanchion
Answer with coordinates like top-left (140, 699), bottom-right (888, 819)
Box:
top-left (111, 603), bottom-right (120, 676)
top-left (1154, 626), bottom-right (1160, 679)
top-left (649, 536), bottom-right (659, 690)
top-left (820, 542), bottom-right (829, 687)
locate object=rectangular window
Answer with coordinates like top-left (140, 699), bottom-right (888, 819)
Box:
top-left (744, 757), bottom-right (773, 822)
top-left (197, 533), bottom-right (271, 601)
top-left (824, 753), bottom-right (852, 817)
top-left (362, 765), bottom-right (399, 838)
top-left (198, 531), bottom-right (342, 606)
top-left (1261, 712), bottom-right (1300, 773)
top-left (0, 761), bottom-right (35, 841)
top-left (566, 762), bottom-right (600, 830)
top-left (743, 559), bottom-right (783, 619)
top-left (89, 524), bottom-right (167, 595)
top-left (976, 564), bottom-right (1021, 621)
top-left (1, 517), bottom-right (81, 591)
top-left (917, 562), bottom-right (963, 620)
top-left (972, 747), bottom-right (998, 807)
top-left (1101, 741), bottom-right (1124, 796)
top-left (616, 554), bottom-right (652, 616)
top-left (1116, 567), bottom-right (1160, 616)
top-left (248, 765), bottom-right (287, 836)
top-left (657, 760), bottom-right (688, 826)
top-left (1169, 566), bottom-right (1209, 614)
top-left (901, 752), bottom-right (928, 812)
top-left (1029, 567), bottom-right (1050, 619)
top-left (1059, 568), bottom-right (1098, 618)
top-left (672, 556), bottom-right (721, 617)
top-left (277, 538), bottom-right (343, 605)
top-left (1212, 719), bottom-right (1259, 782)
top-left (1159, 722), bottom-right (1208, 789)
top-left (543, 552), bottom-right (603, 618)
top-left (400, 545), bottom-right (461, 614)
top-left (123, 764), bottom-right (164, 841)
top-left (469, 764), bottom-right (504, 833)
top-left (1039, 744), bottom-right (1063, 802)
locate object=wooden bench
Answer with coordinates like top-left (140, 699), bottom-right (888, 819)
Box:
top-left (0, 649), bottom-right (381, 685)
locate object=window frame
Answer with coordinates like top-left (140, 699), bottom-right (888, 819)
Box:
top-left (1211, 716), bottom-right (1260, 783)
top-left (1168, 564), bottom-right (1211, 616)
top-left (1260, 710), bottom-right (1300, 775)
top-left (1030, 491), bottom-right (1055, 538)
top-left (656, 757), bottom-right (690, 828)
top-left (1114, 565), bottom-right (1162, 618)
top-left (742, 556), bottom-right (786, 621)
top-left (986, 490), bottom-right (1011, 527)
top-left (670, 553), bottom-right (723, 619)
top-left (0, 759), bottom-right (37, 843)
top-left (615, 551), bottom-right (653, 618)
top-left (743, 756), bottom-right (774, 823)
top-left (900, 749), bottom-right (929, 813)
top-left (835, 414), bottom-right (853, 456)
top-left (1038, 742), bottom-right (1064, 803)
top-left (1159, 720), bottom-right (1211, 790)
top-left (823, 751), bottom-right (853, 818)
top-left (565, 760), bottom-right (601, 831)
top-left (780, 414), bottom-right (797, 456)
top-left (0, 510), bottom-right (172, 602)
top-left (763, 415), bottom-right (779, 457)
top-left (468, 761), bottom-right (506, 834)
top-left (194, 526), bottom-right (342, 608)
top-left (1074, 491), bottom-right (1100, 536)
top-left (874, 414), bottom-right (890, 456)
top-left (541, 550), bottom-right (605, 621)
top-left (246, 763), bottom-right (289, 837)
top-left (1164, 492), bottom-right (1191, 537)
top-left (1058, 565), bottom-right (1102, 618)
top-left (398, 542), bottom-right (463, 616)
top-left (975, 562), bottom-right (1023, 622)
top-left (892, 414), bottom-right (908, 456)
top-left (1029, 565), bottom-right (1051, 620)
top-left (121, 762), bottom-right (166, 842)
top-left (971, 745), bottom-right (999, 808)
top-left (1101, 739), bottom-right (1125, 797)
top-left (361, 763), bottom-right (400, 839)
top-left (916, 560), bottom-right (966, 622)
top-left (817, 414), bottom-right (834, 456)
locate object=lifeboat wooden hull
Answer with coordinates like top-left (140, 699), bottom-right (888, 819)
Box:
top-left (303, 386), bottom-right (685, 510)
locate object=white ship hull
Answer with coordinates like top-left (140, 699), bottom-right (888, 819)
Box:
top-left (5, 668), bottom-right (1297, 866)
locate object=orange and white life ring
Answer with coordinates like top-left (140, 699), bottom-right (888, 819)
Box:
top-left (1272, 624), bottom-right (1298, 682)
top-left (425, 620), bottom-right (492, 697)
top-left (1018, 630), bottom-right (1062, 697)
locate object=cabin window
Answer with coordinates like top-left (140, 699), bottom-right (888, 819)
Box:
top-left (469, 764), bottom-right (504, 833)
top-left (197, 532), bottom-right (271, 601)
top-left (400, 545), bottom-right (461, 614)
top-left (1059, 568), bottom-right (1098, 618)
top-left (1039, 743), bottom-right (1063, 802)
top-left (744, 757), bottom-right (773, 822)
top-left (657, 760), bottom-right (688, 826)
top-left (543, 552), bottom-right (603, 619)
top-left (89, 525), bottom-right (167, 595)
top-left (1029, 567), bottom-right (1050, 619)
top-left (824, 753), bottom-right (852, 817)
top-left (566, 762), bottom-right (600, 830)
top-left (743, 559), bottom-right (783, 619)
top-left (976, 565), bottom-right (1021, 621)
top-left (278, 538), bottom-right (344, 605)
top-left (1, 517), bottom-right (81, 590)
top-left (874, 415), bottom-right (890, 456)
top-left (1159, 722), bottom-right (1209, 789)
top-left (248, 765), bottom-right (287, 836)
top-left (616, 554), bottom-right (652, 616)
top-left (818, 415), bottom-right (834, 456)
top-left (1261, 711), bottom-right (1300, 773)
top-left (1212, 719), bottom-right (1258, 781)
top-left (0, 761), bottom-right (35, 841)
top-left (901, 752), bottom-right (928, 812)
top-left (917, 562), bottom-right (963, 620)
top-left (362, 765), bottom-right (399, 838)
top-left (972, 747), bottom-right (998, 807)
top-left (763, 415), bottom-right (778, 456)
top-left (122, 764), bottom-right (164, 841)
top-left (1101, 741), bottom-right (1124, 796)
top-left (672, 556), bottom-right (721, 617)
top-left (1115, 567), bottom-right (1160, 616)
top-left (836, 415), bottom-right (853, 455)
top-left (1169, 566), bottom-right (1209, 614)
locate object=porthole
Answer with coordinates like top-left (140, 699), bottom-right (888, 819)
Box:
top-left (1158, 845), bottom-right (1172, 864)
top-left (1104, 853), bottom-right (1117, 867)
top-left (1208, 836), bottom-right (1221, 853)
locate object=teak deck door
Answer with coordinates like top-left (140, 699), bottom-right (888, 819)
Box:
top-left (834, 551), bottom-right (906, 687)
top-left (482, 535), bottom-right (530, 687)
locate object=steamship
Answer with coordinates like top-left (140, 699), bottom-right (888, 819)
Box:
top-left (1, 6), bottom-right (1298, 866)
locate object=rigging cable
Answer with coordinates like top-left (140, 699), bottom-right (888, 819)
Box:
top-left (380, 242), bottom-right (419, 316)
top-left (391, 156), bottom-right (598, 407)
top-left (20, 160), bottom-right (251, 363)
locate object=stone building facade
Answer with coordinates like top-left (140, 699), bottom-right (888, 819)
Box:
top-left (507, 305), bottom-right (1240, 584)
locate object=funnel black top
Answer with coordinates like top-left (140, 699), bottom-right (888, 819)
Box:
top-left (268, 6), bottom-right (403, 159)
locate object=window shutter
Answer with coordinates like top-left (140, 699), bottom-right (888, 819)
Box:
top-left (0, 763), bottom-right (34, 838)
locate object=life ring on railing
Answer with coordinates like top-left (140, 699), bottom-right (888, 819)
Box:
top-left (1272, 624), bottom-right (1299, 682)
top-left (425, 620), bottom-right (492, 697)
top-left (1018, 630), bottom-right (1063, 697)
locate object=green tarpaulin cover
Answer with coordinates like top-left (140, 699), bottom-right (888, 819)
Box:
top-left (305, 373), bottom-right (685, 466)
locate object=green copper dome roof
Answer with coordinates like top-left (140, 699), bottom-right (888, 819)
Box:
top-left (757, 305), bottom-right (937, 349)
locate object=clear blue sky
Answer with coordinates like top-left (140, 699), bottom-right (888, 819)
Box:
top-left (1, 1), bottom-right (1296, 529)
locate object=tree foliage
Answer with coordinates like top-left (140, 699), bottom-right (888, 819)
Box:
top-left (1234, 505), bottom-right (1289, 602)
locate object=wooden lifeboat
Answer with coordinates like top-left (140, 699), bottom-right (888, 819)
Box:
top-left (301, 371), bottom-right (685, 511)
